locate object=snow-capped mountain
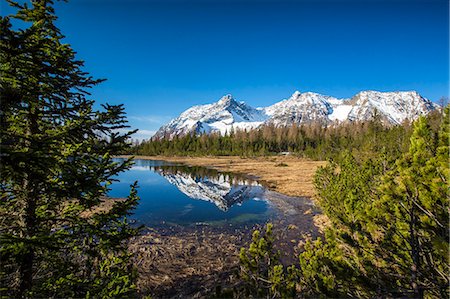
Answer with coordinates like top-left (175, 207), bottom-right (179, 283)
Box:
top-left (264, 91), bottom-right (337, 126)
top-left (345, 91), bottom-right (437, 124)
top-left (155, 168), bottom-right (265, 211)
top-left (153, 94), bottom-right (267, 139)
top-left (153, 90), bottom-right (438, 139)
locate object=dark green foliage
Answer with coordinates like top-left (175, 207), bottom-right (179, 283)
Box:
top-left (239, 223), bottom-right (298, 298)
top-left (299, 108), bottom-right (449, 298)
top-left (373, 113), bottom-right (449, 296)
top-left (238, 108), bottom-right (449, 298)
top-left (0, 1), bottom-right (139, 297)
top-left (134, 119), bottom-right (413, 162)
top-left (304, 154), bottom-right (396, 297)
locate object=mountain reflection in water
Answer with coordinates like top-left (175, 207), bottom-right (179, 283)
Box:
top-left (109, 159), bottom-right (272, 227)
top-left (151, 165), bottom-right (265, 211)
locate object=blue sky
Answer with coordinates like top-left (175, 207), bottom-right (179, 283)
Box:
top-left (2, 0), bottom-right (449, 139)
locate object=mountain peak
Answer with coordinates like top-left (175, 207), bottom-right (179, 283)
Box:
top-left (217, 94), bottom-right (235, 106)
top-left (291, 91), bottom-right (301, 98)
top-left (153, 90), bottom-right (438, 139)
top-left (286, 91), bottom-right (329, 104)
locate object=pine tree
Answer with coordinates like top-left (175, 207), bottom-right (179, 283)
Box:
top-left (374, 113), bottom-right (449, 297)
top-left (239, 223), bottom-right (298, 297)
top-left (301, 110), bottom-right (449, 297)
top-left (0, 0), bottom-right (140, 297)
top-left (307, 153), bottom-right (390, 297)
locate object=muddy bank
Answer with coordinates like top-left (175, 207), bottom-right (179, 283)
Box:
top-left (130, 226), bottom-right (248, 298)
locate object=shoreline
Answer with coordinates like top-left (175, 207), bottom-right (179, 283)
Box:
top-left (119, 155), bottom-right (326, 198)
top-left (118, 155), bottom-right (329, 297)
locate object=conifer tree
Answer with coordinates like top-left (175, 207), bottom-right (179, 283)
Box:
top-left (374, 112), bottom-right (449, 297)
top-left (301, 109), bottom-right (449, 298)
top-left (0, 0), bottom-right (139, 297)
top-left (239, 223), bottom-right (298, 297)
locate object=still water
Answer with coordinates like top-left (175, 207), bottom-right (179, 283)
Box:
top-left (108, 159), bottom-right (275, 227)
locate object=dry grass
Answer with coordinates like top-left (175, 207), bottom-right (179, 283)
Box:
top-left (79, 197), bottom-right (127, 218)
top-left (123, 155), bottom-right (326, 198)
top-left (130, 214), bottom-right (321, 298)
top-left (130, 228), bottom-right (246, 297)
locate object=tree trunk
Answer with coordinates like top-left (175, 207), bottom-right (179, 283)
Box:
top-left (18, 181), bottom-right (37, 298)
top-left (19, 247), bottom-right (34, 297)
top-left (409, 195), bottom-right (422, 299)
top-left (18, 107), bottom-right (39, 297)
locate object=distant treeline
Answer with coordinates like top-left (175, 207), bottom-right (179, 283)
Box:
top-left (132, 110), bottom-right (443, 161)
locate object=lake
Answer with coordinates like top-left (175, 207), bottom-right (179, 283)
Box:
top-left (110, 158), bottom-right (320, 297)
top-left (108, 158), bottom-right (277, 228)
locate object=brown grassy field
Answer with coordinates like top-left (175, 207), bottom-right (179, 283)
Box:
top-left (121, 155), bottom-right (326, 198)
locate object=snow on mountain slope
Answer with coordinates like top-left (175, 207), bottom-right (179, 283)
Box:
top-left (329, 104), bottom-right (353, 121)
top-left (153, 90), bottom-right (438, 139)
top-left (346, 91), bottom-right (438, 124)
top-left (264, 91), bottom-right (337, 126)
top-left (153, 94), bottom-right (267, 139)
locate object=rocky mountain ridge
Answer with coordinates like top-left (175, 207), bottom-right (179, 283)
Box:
top-left (153, 90), bottom-right (438, 139)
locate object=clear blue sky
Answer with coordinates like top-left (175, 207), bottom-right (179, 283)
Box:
top-left (2, 0), bottom-right (449, 139)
